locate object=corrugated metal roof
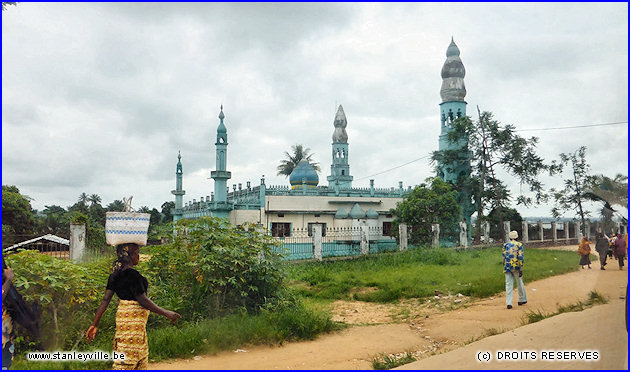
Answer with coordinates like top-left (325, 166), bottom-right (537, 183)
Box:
top-left (4, 234), bottom-right (70, 251)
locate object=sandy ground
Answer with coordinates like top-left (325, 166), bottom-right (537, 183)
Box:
top-left (150, 246), bottom-right (628, 370)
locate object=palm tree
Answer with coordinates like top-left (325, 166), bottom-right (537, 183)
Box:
top-left (88, 194), bottom-right (102, 207)
top-left (106, 200), bottom-right (126, 212)
top-left (585, 174), bottom-right (628, 209)
top-left (276, 144), bottom-right (320, 177)
top-left (138, 206), bottom-right (151, 214)
top-left (77, 192), bottom-right (89, 207)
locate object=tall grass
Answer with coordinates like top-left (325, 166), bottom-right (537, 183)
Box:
top-left (286, 246), bottom-right (579, 302)
top-left (149, 300), bottom-right (342, 361)
top-left (372, 352), bottom-right (417, 370)
top-left (11, 300), bottom-right (341, 369)
top-left (522, 290), bottom-right (608, 325)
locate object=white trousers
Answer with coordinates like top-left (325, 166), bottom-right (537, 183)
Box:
top-left (505, 271), bottom-right (527, 305)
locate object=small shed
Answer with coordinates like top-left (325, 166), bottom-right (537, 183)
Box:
top-left (4, 234), bottom-right (70, 259)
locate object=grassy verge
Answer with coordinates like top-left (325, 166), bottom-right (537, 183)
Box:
top-left (286, 246), bottom-right (579, 302)
top-left (522, 290), bottom-right (608, 325)
top-left (149, 300), bottom-right (343, 361)
top-left (12, 300), bottom-right (342, 369)
top-left (372, 352), bottom-right (417, 370)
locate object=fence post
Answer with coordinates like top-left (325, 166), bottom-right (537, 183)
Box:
top-left (576, 222), bottom-right (582, 242)
top-left (482, 222), bottom-right (490, 244)
top-left (431, 224), bottom-right (440, 247)
top-left (503, 221), bottom-right (510, 243)
top-left (360, 224), bottom-right (369, 255)
top-left (459, 221), bottom-right (468, 248)
top-left (552, 221), bottom-right (557, 242)
top-left (564, 222), bottom-right (570, 240)
top-left (70, 223), bottom-right (86, 261)
top-left (313, 224), bottom-right (323, 261)
top-left (398, 223), bottom-right (408, 251)
top-left (521, 221), bottom-right (528, 243)
top-left (538, 221), bottom-right (544, 241)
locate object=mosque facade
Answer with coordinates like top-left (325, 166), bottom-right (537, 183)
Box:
top-left (171, 39), bottom-right (472, 239)
top-left (171, 104), bottom-right (408, 238)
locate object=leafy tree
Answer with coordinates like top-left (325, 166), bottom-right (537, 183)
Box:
top-left (550, 146), bottom-right (592, 235)
top-left (37, 205), bottom-right (67, 236)
top-left (393, 177), bottom-right (461, 245)
top-left (161, 201), bottom-right (175, 223)
top-left (106, 199), bottom-right (125, 212)
top-left (584, 173), bottom-right (627, 211)
top-left (2, 2), bottom-right (17, 11)
top-left (88, 203), bottom-right (106, 227)
top-left (432, 109), bottom-right (548, 243)
top-left (487, 206), bottom-right (523, 241)
top-left (149, 208), bottom-right (162, 227)
top-left (276, 144), bottom-right (320, 177)
top-left (2, 185), bottom-right (36, 243)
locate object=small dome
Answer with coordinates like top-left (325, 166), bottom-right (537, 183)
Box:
top-left (335, 207), bottom-right (349, 219)
top-left (446, 37), bottom-right (460, 57)
top-left (349, 203), bottom-right (366, 219)
top-left (289, 160), bottom-right (319, 188)
top-left (217, 106), bottom-right (227, 134)
top-left (366, 208), bottom-right (379, 219)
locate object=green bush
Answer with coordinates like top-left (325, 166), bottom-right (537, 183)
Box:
top-left (5, 251), bottom-right (114, 351)
top-left (143, 217), bottom-right (286, 320)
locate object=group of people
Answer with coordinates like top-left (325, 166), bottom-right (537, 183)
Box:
top-left (579, 232), bottom-right (627, 270)
top-left (501, 229), bottom-right (628, 311)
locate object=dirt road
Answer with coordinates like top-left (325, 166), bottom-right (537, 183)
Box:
top-left (150, 247), bottom-right (627, 370)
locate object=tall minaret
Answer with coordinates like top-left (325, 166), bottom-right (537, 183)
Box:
top-left (210, 105), bottom-right (232, 219)
top-left (171, 151), bottom-right (185, 222)
top-left (437, 38), bottom-right (474, 232)
top-left (327, 105), bottom-right (353, 189)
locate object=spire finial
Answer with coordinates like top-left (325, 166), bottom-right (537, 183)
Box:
top-left (218, 105), bottom-right (225, 121)
top-left (178, 150), bottom-right (181, 160)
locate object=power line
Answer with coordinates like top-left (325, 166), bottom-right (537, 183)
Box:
top-left (514, 121), bottom-right (627, 132)
top-left (355, 154), bottom-right (431, 181)
top-left (354, 120), bottom-right (626, 180)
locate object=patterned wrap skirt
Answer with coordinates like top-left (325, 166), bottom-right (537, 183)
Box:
top-left (113, 300), bottom-right (150, 369)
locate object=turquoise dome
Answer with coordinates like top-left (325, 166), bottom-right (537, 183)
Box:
top-left (290, 160), bottom-right (319, 188)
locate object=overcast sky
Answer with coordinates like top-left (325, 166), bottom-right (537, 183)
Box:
top-left (2, 2), bottom-right (628, 220)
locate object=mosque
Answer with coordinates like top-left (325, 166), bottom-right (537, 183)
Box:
top-left (170, 38), bottom-right (471, 239)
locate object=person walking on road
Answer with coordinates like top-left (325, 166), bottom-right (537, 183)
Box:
top-left (502, 230), bottom-right (527, 309)
top-left (87, 243), bottom-right (181, 369)
top-left (578, 236), bottom-right (592, 269)
top-left (595, 233), bottom-right (609, 270)
top-left (613, 233), bottom-right (627, 270)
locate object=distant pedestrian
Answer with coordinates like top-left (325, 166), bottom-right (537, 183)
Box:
top-left (578, 236), bottom-right (592, 269)
top-left (502, 230), bottom-right (527, 309)
top-left (608, 233), bottom-right (617, 259)
top-left (595, 233), bottom-right (609, 270)
top-left (613, 233), bottom-right (627, 270)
